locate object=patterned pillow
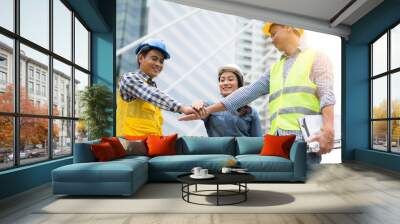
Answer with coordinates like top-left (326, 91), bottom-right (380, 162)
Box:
top-left (119, 138), bottom-right (147, 156)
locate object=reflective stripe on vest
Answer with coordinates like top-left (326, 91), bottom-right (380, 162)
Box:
top-left (116, 80), bottom-right (163, 136)
top-left (268, 49), bottom-right (321, 135)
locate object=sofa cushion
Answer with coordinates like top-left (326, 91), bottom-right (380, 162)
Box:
top-left (236, 137), bottom-right (263, 155)
top-left (101, 137), bottom-right (127, 158)
top-left (91, 142), bottom-right (118, 161)
top-left (119, 138), bottom-right (147, 156)
top-left (147, 133), bottom-right (177, 157)
top-left (124, 135), bottom-right (148, 142)
top-left (148, 154), bottom-right (235, 172)
top-left (74, 140), bottom-right (100, 163)
top-left (115, 155), bottom-right (150, 164)
top-left (52, 159), bottom-right (147, 183)
top-left (260, 134), bottom-right (296, 159)
top-left (236, 155), bottom-right (293, 172)
top-left (178, 136), bottom-right (235, 155)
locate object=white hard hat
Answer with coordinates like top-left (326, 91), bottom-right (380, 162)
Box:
top-left (218, 64), bottom-right (243, 76)
top-left (218, 64), bottom-right (244, 87)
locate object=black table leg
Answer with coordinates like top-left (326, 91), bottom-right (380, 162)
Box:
top-left (181, 183), bottom-right (183, 199)
top-left (245, 183), bottom-right (247, 201)
top-left (187, 184), bottom-right (190, 202)
top-left (217, 184), bottom-right (219, 206)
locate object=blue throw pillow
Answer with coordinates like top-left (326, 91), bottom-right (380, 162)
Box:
top-left (179, 136), bottom-right (235, 155)
top-left (236, 137), bottom-right (264, 155)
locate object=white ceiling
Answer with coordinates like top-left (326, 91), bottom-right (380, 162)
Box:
top-left (166, 0), bottom-right (384, 38)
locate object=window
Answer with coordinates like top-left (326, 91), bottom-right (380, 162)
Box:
top-left (42, 85), bottom-right (46, 97)
top-left (0, 55), bottom-right (7, 67)
top-left (371, 23), bottom-right (400, 154)
top-left (35, 70), bottom-right (41, 81)
top-left (74, 69), bottom-right (89, 119)
top-left (28, 67), bottom-right (34, 80)
top-left (0, 0), bottom-right (14, 31)
top-left (36, 83), bottom-right (40, 95)
top-left (53, 59), bottom-right (72, 116)
top-left (20, 0), bottom-right (49, 49)
top-left (0, 0), bottom-right (91, 170)
top-left (53, 119), bottom-right (72, 158)
top-left (0, 71), bottom-right (6, 85)
top-left (0, 116), bottom-right (13, 170)
top-left (0, 54), bottom-right (7, 86)
top-left (75, 17), bottom-right (90, 70)
top-left (28, 81), bottom-right (34, 94)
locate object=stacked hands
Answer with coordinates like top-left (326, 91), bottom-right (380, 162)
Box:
top-left (179, 102), bottom-right (334, 155)
top-left (178, 101), bottom-right (209, 121)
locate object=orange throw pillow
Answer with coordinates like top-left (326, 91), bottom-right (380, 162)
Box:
top-left (259, 134), bottom-right (296, 159)
top-left (91, 142), bottom-right (117, 161)
top-left (146, 133), bottom-right (178, 157)
top-left (101, 137), bottom-right (126, 158)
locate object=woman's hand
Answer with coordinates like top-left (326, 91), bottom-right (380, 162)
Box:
top-left (192, 101), bottom-right (209, 119)
top-left (192, 101), bottom-right (205, 111)
top-left (179, 105), bottom-right (200, 117)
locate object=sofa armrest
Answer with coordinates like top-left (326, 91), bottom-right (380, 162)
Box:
top-left (289, 141), bottom-right (307, 181)
top-left (73, 140), bottom-right (100, 163)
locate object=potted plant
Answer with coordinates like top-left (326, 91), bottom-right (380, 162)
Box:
top-left (79, 84), bottom-right (113, 140)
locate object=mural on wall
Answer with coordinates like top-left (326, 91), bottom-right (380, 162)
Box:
top-left (115, 0), bottom-right (343, 163)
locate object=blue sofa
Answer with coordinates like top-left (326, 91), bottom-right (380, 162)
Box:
top-left (52, 136), bottom-right (306, 195)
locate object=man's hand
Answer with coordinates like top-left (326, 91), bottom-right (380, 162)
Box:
top-left (307, 127), bottom-right (334, 155)
top-left (178, 102), bottom-right (209, 121)
top-left (192, 101), bottom-right (209, 119)
top-left (179, 105), bottom-right (200, 117)
top-left (192, 101), bottom-right (204, 111)
top-left (178, 114), bottom-right (201, 121)
top-left (178, 102), bottom-right (227, 121)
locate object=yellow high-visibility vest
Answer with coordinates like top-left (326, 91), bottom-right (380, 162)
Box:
top-left (116, 76), bottom-right (163, 136)
top-left (268, 49), bottom-right (321, 135)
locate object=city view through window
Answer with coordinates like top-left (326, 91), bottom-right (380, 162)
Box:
top-left (0, 0), bottom-right (90, 170)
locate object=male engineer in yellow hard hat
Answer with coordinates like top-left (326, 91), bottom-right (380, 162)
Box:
top-left (180, 23), bottom-right (336, 163)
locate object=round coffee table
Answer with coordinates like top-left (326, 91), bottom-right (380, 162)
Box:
top-left (177, 172), bottom-right (255, 206)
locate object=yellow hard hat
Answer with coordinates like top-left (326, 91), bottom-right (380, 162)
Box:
top-left (262, 22), bottom-right (304, 36)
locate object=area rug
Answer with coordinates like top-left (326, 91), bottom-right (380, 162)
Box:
top-left (37, 183), bottom-right (362, 214)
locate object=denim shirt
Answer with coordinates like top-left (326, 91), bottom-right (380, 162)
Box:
top-left (203, 102), bottom-right (263, 137)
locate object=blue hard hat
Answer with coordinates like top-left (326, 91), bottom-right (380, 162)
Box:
top-left (135, 39), bottom-right (170, 59)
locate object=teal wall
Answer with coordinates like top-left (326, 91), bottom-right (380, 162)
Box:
top-left (344, 0), bottom-right (400, 171)
top-left (92, 32), bottom-right (115, 135)
top-left (355, 149), bottom-right (400, 172)
top-left (0, 158), bottom-right (72, 199)
top-left (0, 0), bottom-right (115, 200)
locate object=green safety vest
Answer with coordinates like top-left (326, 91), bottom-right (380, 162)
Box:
top-left (268, 49), bottom-right (321, 135)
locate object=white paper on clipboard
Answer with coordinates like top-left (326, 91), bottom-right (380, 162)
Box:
top-left (298, 115), bottom-right (323, 152)
top-left (298, 115), bottom-right (342, 152)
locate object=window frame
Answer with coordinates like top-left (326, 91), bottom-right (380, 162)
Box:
top-left (370, 20), bottom-right (400, 154)
top-left (0, 0), bottom-right (92, 171)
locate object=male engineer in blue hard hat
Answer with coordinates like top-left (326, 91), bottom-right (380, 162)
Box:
top-left (116, 39), bottom-right (199, 136)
